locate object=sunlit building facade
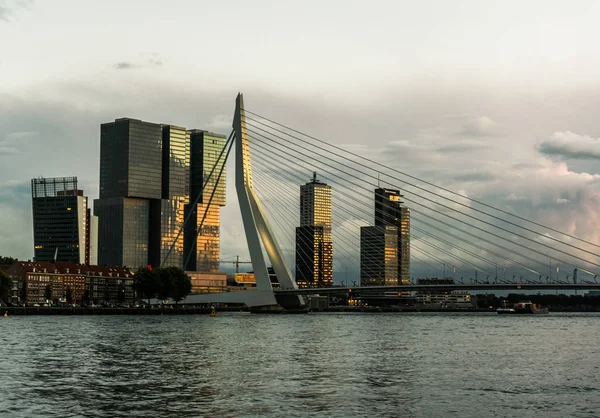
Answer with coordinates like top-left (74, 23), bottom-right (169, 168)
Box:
top-left (31, 177), bottom-right (97, 264)
top-left (184, 130), bottom-right (227, 272)
top-left (96, 119), bottom-right (226, 270)
top-left (374, 188), bottom-right (410, 285)
top-left (295, 173), bottom-right (333, 288)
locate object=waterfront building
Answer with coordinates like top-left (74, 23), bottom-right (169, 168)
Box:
top-left (414, 277), bottom-right (472, 308)
top-left (373, 188), bottom-right (410, 285)
top-left (95, 119), bottom-right (226, 270)
top-left (186, 271), bottom-right (227, 293)
top-left (31, 177), bottom-right (97, 264)
top-left (360, 225), bottom-right (399, 286)
top-left (5, 261), bottom-right (134, 305)
top-left (295, 173), bottom-right (333, 288)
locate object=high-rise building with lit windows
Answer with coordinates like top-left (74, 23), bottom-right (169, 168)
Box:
top-left (360, 188), bottom-right (410, 286)
top-left (95, 118), bottom-right (226, 270)
top-left (360, 225), bottom-right (399, 286)
top-left (295, 172), bottom-right (333, 288)
top-left (31, 176), bottom-right (97, 264)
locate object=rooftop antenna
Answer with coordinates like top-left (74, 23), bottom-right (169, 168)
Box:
top-left (313, 171), bottom-right (317, 182)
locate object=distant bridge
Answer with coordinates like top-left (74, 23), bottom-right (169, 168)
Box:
top-left (274, 283), bottom-right (600, 296)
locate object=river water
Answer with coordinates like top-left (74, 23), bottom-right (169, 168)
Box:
top-left (1, 312), bottom-right (599, 417)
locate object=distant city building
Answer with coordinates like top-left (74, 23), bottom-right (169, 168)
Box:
top-left (372, 188), bottom-right (410, 285)
top-left (360, 225), bottom-right (399, 286)
top-left (31, 177), bottom-right (97, 265)
top-left (94, 118), bottom-right (226, 270)
top-left (415, 277), bottom-right (471, 307)
top-left (295, 172), bottom-right (333, 288)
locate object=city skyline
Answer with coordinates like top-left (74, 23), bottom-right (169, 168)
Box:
top-left (2, 1), bottom-right (600, 279)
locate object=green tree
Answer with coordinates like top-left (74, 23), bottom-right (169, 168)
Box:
top-left (168, 267), bottom-right (192, 304)
top-left (0, 270), bottom-right (13, 303)
top-left (65, 286), bottom-right (73, 304)
top-left (132, 267), bottom-right (160, 303)
top-left (157, 267), bottom-right (176, 301)
top-left (44, 284), bottom-right (52, 302)
top-left (0, 256), bottom-right (16, 264)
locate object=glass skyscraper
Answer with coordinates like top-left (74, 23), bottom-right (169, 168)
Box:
top-left (360, 188), bottom-right (410, 286)
top-left (32, 176), bottom-right (97, 264)
top-left (360, 225), bottom-right (399, 286)
top-left (184, 130), bottom-right (227, 272)
top-left (295, 172), bottom-right (333, 288)
top-left (95, 119), bottom-right (226, 270)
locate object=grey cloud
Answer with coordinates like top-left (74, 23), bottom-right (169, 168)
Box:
top-left (148, 56), bottom-right (163, 66)
top-left (453, 172), bottom-right (497, 182)
top-left (0, 6), bottom-right (9, 21)
top-left (460, 116), bottom-right (498, 137)
top-left (538, 131), bottom-right (600, 160)
top-left (114, 62), bottom-right (136, 70)
top-left (0, 146), bottom-right (19, 154)
top-left (115, 54), bottom-right (164, 70)
top-left (511, 162), bottom-right (544, 171)
top-left (437, 140), bottom-right (490, 153)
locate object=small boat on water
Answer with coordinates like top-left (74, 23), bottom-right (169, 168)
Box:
top-left (209, 307), bottom-right (217, 317)
top-left (497, 300), bottom-right (548, 315)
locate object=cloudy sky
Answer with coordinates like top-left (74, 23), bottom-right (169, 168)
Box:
top-left (1, 0), bottom-right (600, 278)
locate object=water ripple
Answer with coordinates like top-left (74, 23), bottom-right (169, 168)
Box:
top-left (1, 313), bottom-right (600, 417)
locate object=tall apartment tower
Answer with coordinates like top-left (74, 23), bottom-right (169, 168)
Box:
top-left (360, 188), bottom-right (410, 286)
top-left (95, 118), bottom-right (226, 270)
top-left (295, 172), bottom-right (333, 288)
top-left (31, 176), bottom-right (98, 264)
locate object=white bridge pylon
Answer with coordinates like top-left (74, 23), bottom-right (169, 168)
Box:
top-left (183, 94), bottom-right (304, 309)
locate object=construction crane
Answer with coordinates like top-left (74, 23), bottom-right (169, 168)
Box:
top-left (219, 255), bottom-right (252, 273)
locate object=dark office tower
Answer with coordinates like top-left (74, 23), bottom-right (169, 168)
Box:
top-left (375, 188), bottom-right (401, 227)
top-left (399, 206), bottom-right (410, 285)
top-left (32, 177), bottom-right (97, 264)
top-left (95, 118), bottom-right (163, 268)
top-left (295, 172), bottom-right (333, 288)
top-left (183, 130), bottom-right (227, 272)
top-left (360, 225), bottom-right (399, 286)
top-left (371, 188), bottom-right (410, 286)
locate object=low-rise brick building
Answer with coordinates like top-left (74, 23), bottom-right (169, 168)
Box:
top-left (5, 261), bottom-right (134, 306)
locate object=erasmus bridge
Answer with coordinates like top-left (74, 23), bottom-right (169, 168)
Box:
top-left (174, 94), bottom-right (600, 311)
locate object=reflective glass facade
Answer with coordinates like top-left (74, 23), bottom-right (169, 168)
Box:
top-left (158, 126), bottom-right (190, 268)
top-left (184, 130), bottom-right (227, 272)
top-left (360, 225), bottom-right (399, 286)
top-left (100, 118), bottom-right (163, 199)
top-left (295, 174), bottom-right (333, 288)
top-left (373, 188), bottom-right (410, 285)
top-left (96, 120), bottom-right (226, 270)
top-left (31, 177), bottom-right (91, 264)
top-left (95, 197), bottom-right (149, 268)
